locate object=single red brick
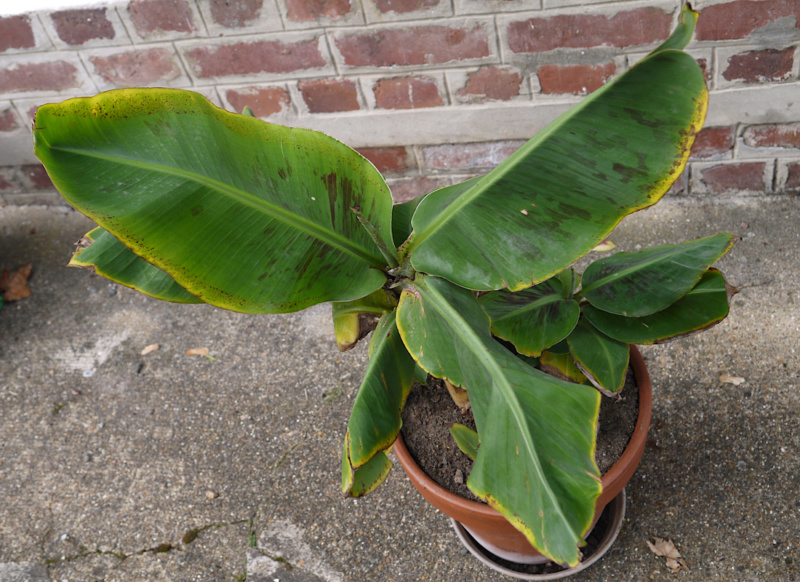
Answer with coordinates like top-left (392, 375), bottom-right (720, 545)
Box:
top-left (0, 108), bottom-right (19, 132)
top-left (0, 61), bottom-right (79, 93)
top-left (373, 77), bottom-right (443, 109)
top-left (187, 39), bottom-right (326, 78)
top-left (507, 7), bottom-right (671, 53)
top-left (538, 62), bottom-right (616, 95)
top-left (723, 48), bottom-right (794, 83)
top-left (374, 0), bottom-right (440, 14)
top-left (743, 122), bottom-right (800, 149)
top-left (226, 87), bottom-right (290, 117)
top-left (357, 147), bottom-right (412, 173)
top-left (23, 164), bottom-right (54, 189)
top-left (90, 49), bottom-right (181, 87)
top-left (0, 174), bottom-right (13, 190)
top-left (786, 162), bottom-right (800, 190)
top-left (129, 0), bottom-right (195, 35)
top-left (51, 9), bottom-right (115, 45)
top-left (298, 78), bottom-right (359, 113)
top-left (690, 127), bottom-right (736, 159)
top-left (210, 0), bottom-right (262, 27)
top-left (422, 140), bottom-right (525, 170)
top-left (0, 16), bottom-right (35, 52)
top-left (457, 66), bottom-right (522, 102)
top-left (286, 0), bottom-right (350, 21)
top-left (696, 0), bottom-right (800, 41)
top-left (700, 162), bottom-right (766, 194)
top-left (336, 25), bottom-right (489, 67)
top-left (389, 176), bottom-right (450, 203)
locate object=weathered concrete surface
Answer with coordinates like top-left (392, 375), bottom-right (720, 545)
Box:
top-left (0, 196), bottom-right (798, 581)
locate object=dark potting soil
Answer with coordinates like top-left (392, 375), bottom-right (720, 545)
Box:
top-left (400, 368), bottom-right (639, 503)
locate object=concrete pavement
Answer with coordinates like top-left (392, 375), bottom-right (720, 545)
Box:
top-left (1, 195), bottom-right (798, 581)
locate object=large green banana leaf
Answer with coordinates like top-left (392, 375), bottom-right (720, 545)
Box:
top-left (34, 89), bottom-right (394, 314)
top-left (71, 227), bottom-right (202, 303)
top-left (342, 312), bottom-right (416, 496)
top-left (403, 48), bottom-right (707, 291)
top-left (396, 275), bottom-right (600, 566)
top-left (579, 233), bottom-right (734, 317)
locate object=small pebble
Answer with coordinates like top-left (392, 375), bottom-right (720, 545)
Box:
top-left (454, 469), bottom-right (464, 485)
top-left (206, 490), bottom-right (218, 499)
top-left (737, 461), bottom-right (747, 471)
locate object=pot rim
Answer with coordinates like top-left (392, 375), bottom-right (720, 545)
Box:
top-left (393, 344), bottom-right (653, 520)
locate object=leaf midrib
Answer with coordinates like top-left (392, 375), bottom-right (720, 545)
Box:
top-left (53, 145), bottom-right (386, 269)
top-left (578, 235), bottom-right (729, 297)
top-left (490, 294), bottom-right (565, 324)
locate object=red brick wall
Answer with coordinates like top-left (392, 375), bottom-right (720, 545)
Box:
top-left (1, 0), bottom-right (799, 204)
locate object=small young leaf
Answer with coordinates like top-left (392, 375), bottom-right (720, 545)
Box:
top-left (450, 424), bottom-right (479, 461)
top-left (332, 289), bottom-right (396, 352)
top-left (567, 320), bottom-right (629, 395)
top-left (479, 278), bottom-right (580, 357)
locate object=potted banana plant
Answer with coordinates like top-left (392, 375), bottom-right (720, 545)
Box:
top-left (34, 5), bottom-right (733, 571)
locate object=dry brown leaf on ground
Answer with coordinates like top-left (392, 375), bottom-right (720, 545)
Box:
top-left (0, 263), bottom-right (33, 301)
top-left (647, 537), bottom-right (688, 573)
top-left (719, 373), bottom-right (745, 385)
top-left (141, 343), bottom-right (160, 355)
top-left (186, 347), bottom-right (210, 356)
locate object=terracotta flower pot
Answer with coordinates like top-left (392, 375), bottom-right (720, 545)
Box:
top-left (393, 345), bottom-right (653, 564)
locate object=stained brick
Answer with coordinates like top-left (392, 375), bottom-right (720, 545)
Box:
top-left (187, 39), bottom-right (326, 78)
top-left (723, 48), bottom-right (795, 83)
top-left (667, 169), bottom-right (688, 195)
top-left (374, 0), bottom-right (440, 14)
top-left (298, 79), bottom-right (359, 113)
top-left (210, 0), bottom-right (263, 27)
top-left (0, 16), bottom-right (36, 52)
top-left (743, 123), bottom-right (800, 149)
top-left (507, 8), bottom-right (671, 53)
top-left (0, 108), bottom-right (19, 131)
top-left (690, 127), bottom-right (736, 159)
top-left (357, 147), bottom-right (412, 173)
top-left (457, 66), bottom-right (522, 102)
top-left (286, 0), bottom-right (351, 21)
top-left (786, 162), bottom-right (800, 190)
top-left (22, 164), bottom-right (54, 189)
top-left (538, 62), bottom-right (615, 95)
top-left (336, 25), bottom-right (489, 67)
top-left (129, 0), bottom-right (195, 35)
top-left (700, 162), bottom-right (767, 194)
top-left (696, 0), bottom-right (800, 41)
top-left (422, 140), bottom-right (525, 170)
top-left (226, 87), bottom-right (290, 117)
top-left (51, 9), bottom-right (114, 45)
top-left (90, 49), bottom-right (181, 87)
top-left (373, 77), bottom-right (443, 109)
top-left (0, 61), bottom-right (79, 93)
top-left (389, 176), bottom-right (450, 203)
top-left (0, 173), bottom-right (13, 191)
